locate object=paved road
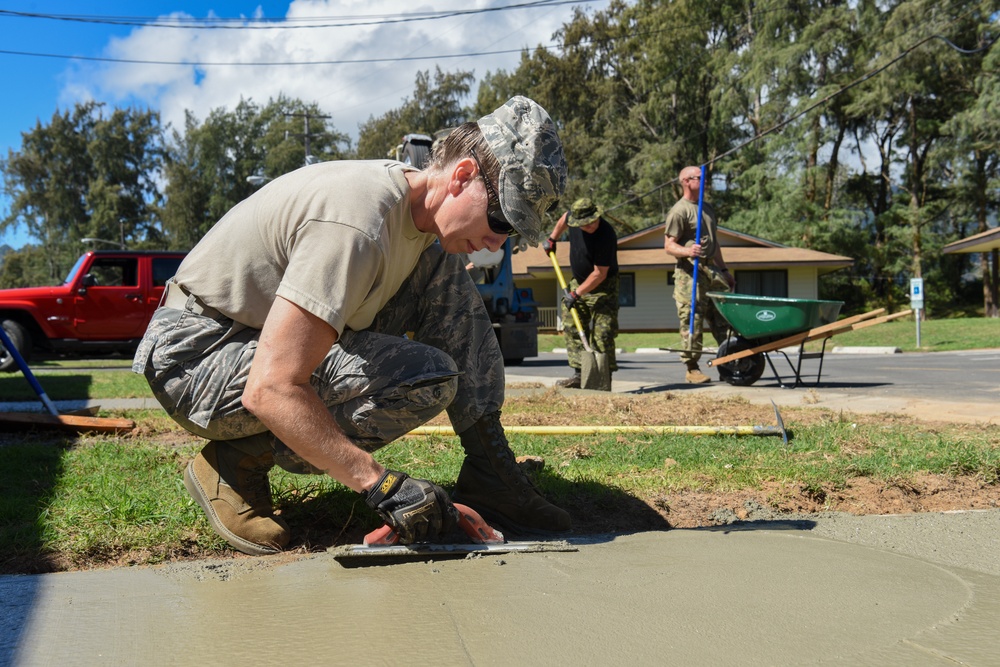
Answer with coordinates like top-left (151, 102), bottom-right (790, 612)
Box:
top-left (508, 348), bottom-right (1000, 424)
top-left (7, 348), bottom-right (999, 423)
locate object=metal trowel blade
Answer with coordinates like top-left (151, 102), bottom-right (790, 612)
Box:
top-left (330, 540), bottom-right (577, 566)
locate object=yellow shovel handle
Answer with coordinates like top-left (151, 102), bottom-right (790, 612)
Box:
top-left (548, 251), bottom-right (591, 352)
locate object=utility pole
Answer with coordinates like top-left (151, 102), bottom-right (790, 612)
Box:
top-left (285, 112), bottom-right (330, 165)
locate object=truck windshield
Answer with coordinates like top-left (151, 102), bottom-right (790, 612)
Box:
top-left (63, 255), bottom-right (88, 286)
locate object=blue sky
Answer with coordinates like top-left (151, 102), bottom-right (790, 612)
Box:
top-left (0, 0), bottom-right (609, 249)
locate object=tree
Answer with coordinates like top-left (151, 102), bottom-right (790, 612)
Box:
top-left (160, 96), bottom-right (350, 250)
top-left (356, 68), bottom-right (476, 161)
top-left (0, 102), bottom-right (164, 285)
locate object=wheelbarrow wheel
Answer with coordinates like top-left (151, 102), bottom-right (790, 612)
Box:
top-left (716, 337), bottom-right (765, 386)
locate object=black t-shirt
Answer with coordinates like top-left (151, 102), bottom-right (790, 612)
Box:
top-left (569, 217), bottom-right (619, 285)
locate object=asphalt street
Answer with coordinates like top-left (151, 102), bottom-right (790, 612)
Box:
top-left (507, 348), bottom-right (1000, 424)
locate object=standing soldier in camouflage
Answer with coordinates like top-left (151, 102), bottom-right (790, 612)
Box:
top-left (132, 97), bottom-right (572, 555)
top-left (543, 198), bottom-right (620, 389)
top-left (663, 166), bottom-right (736, 384)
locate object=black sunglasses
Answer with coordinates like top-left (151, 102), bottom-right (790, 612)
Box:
top-left (470, 150), bottom-right (518, 237)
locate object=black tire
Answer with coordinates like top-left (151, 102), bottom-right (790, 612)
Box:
top-left (503, 358), bottom-right (524, 366)
top-left (402, 142), bottom-right (431, 169)
top-left (715, 337), bottom-right (765, 386)
top-left (0, 319), bottom-right (31, 373)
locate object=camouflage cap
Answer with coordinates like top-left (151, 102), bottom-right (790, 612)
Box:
top-left (478, 96), bottom-right (567, 245)
top-left (567, 197), bottom-right (604, 227)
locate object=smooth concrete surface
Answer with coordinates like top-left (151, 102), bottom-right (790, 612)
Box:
top-left (3, 356), bottom-right (999, 665)
top-left (3, 511), bottom-right (1000, 666)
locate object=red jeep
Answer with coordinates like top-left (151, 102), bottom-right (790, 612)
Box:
top-left (0, 250), bottom-right (186, 371)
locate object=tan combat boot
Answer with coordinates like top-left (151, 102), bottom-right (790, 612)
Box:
top-left (453, 411), bottom-right (572, 536)
top-left (184, 441), bottom-right (291, 555)
top-left (555, 370), bottom-right (581, 388)
top-left (685, 363), bottom-right (711, 384)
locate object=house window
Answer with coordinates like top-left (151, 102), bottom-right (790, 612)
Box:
top-left (736, 270), bottom-right (787, 297)
top-left (618, 273), bottom-right (635, 307)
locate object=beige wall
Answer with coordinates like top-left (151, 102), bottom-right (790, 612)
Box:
top-left (515, 266), bottom-right (822, 332)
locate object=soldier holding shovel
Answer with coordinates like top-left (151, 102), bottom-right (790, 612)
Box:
top-left (664, 166), bottom-right (736, 384)
top-left (544, 197), bottom-right (619, 390)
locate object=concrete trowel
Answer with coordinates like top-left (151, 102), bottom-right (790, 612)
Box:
top-left (330, 503), bottom-right (576, 566)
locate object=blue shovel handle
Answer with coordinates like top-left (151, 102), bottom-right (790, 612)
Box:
top-left (688, 166), bottom-right (707, 339)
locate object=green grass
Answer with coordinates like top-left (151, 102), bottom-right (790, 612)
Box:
top-left (2, 411), bottom-right (997, 573)
top-left (0, 369), bottom-right (153, 401)
top-left (0, 318), bottom-right (995, 572)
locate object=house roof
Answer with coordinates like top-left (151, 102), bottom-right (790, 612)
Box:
top-left (514, 223), bottom-right (854, 278)
top-left (942, 227), bottom-right (1000, 254)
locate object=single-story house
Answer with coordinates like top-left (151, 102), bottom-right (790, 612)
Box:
top-left (511, 223), bottom-right (854, 331)
top-left (942, 226), bottom-right (1000, 317)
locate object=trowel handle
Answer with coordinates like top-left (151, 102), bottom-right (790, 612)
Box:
top-left (363, 502), bottom-right (505, 546)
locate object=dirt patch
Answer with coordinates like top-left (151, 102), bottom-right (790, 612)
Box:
top-left (653, 475), bottom-right (1000, 529)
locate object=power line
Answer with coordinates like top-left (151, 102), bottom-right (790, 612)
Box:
top-left (0, 2), bottom-right (590, 30)
top-left (0, 45), bottom-right (541, 67)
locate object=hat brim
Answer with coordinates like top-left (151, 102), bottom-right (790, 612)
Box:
top-left (567, 206), bottom-right (604, 227)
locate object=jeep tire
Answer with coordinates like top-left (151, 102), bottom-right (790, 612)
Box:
top-left (0, 319), bottom-right (30, 373)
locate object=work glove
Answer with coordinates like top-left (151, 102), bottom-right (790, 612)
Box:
top-left (542, 237), bottom-right (557, 254)
top-left (363, 470), bottom-right (458, 543)
top-left (562, 290), bottom-right (580, 311)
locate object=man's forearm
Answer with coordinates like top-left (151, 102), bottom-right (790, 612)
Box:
top-left (246, 380), bottom-right (384, 493)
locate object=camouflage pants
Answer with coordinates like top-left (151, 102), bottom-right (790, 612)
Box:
top-left (561, 276), bottom-right (619, 372)
top-left (132, 244), bottom-right (503, 473)
top-left (673, 267), bottom-right (731, 365)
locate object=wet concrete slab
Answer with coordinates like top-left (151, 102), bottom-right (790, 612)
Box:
top-left (4, 516), bottom-right (1000, 666)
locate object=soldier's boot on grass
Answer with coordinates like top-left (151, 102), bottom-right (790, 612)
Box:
top-left (685, 362), bottom-right (711, 384)
top-left (555, 370), bottom-right (581, 389)
top-left (453, 411), bottom-right (572, 536)
top-left (184, 441), bottom-right (291, 556)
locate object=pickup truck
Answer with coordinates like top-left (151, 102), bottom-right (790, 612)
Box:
top-left (0, 250), bottom-right (186, 371)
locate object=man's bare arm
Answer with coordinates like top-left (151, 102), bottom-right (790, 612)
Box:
top-left (242, 296), bottom-right (383, 493)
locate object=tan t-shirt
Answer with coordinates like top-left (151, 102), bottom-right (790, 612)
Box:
top-left (664, 198), bottom-right (719, 273)
top-left (174, 160), bottom-right (436, 335)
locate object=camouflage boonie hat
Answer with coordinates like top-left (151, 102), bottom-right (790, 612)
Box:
top-left (567, 197), bottom-right (604, 227)
top-left (478, 96), bottom-right (567, 245)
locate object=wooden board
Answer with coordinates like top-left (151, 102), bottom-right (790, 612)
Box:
top-left (0, 412), bottom-right (136, 434)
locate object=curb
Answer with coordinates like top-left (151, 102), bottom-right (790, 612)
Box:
top-left (831, 346), bottom-right (902, 354)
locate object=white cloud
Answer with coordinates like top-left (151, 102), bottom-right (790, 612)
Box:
top-left (62, 0), bottom-right (605, 140)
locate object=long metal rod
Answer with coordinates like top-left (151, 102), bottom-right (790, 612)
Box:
top-left (408, 425), bottom-right (785, 437)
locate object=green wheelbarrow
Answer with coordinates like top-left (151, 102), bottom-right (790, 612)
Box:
top-left (706, 292), bottom-right (844, 387)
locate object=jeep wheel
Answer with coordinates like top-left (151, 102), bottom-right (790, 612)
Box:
top-left (0, 319), bottom-right (30, 373)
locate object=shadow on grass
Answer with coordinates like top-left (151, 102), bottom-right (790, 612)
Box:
top-left (0, 435), bottom-right (71, 573)
top-left (273, 466), bottom-right (671, 554)
top-left (0, 374), bottom-right (95, 402)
